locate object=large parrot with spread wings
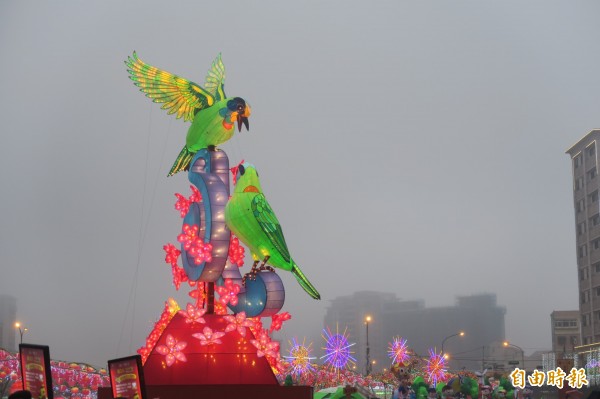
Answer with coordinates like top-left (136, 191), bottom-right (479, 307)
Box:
top-left (125, 52), bottom-right (251, 176)
top-left (225, 162), bottom-right (321, 300)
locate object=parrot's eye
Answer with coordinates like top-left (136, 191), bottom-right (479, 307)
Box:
top-left (239, 165), bottom-right (245, 176)
top-left (237, 105), bottom-right (244, 111)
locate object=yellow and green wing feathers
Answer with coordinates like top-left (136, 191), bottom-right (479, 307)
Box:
top-left (125, 51), bottom-right (215, 122)
top-left (203, 53), bottom-right (226, 102)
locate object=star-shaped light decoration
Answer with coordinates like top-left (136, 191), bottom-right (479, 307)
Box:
top-left (155, 334), bottom-right (187, 367)
top-left (215, 279), bottom-right (241, 306)
top-left (425, 348), bottom-right (447, 386)
top-left (193, 327), bottom-right (226, 346)
top-left (178, 303), bottom-right (206, 325)
top-left (388, 337), bottom-right (410, 365)
top-left (269, 312), bottom-right (292, 332)
top-left (224, 312), bottom-right (253, 337)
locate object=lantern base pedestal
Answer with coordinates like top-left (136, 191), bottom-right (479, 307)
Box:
top-left (98, 385), bottom-right (312, 399)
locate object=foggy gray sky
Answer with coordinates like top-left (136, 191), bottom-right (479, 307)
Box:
top-left (1, 1), bottom-right (597, 367)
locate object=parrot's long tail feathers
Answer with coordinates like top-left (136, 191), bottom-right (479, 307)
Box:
top-left (291, 265), bottom-right (321, 300)
top-left (168, 146), bottom-right (194, 177)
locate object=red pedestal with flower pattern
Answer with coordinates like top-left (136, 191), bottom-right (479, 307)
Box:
top-left (142, 313), bottom-right (277, 385)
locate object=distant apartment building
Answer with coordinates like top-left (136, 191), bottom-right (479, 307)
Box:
top-left (566, 130), bottom-right (600, 346)
top-left (324, 291), bottom-right (398, 374)
top-left (0, 295), bottom-right (16, 351)
top-left (550, 310), bottom-right (579, 354)
top-left (323, 292), bottom-right (506, 372)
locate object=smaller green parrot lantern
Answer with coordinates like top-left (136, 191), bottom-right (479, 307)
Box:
top-left (225, 163), bottom-right (321, 300)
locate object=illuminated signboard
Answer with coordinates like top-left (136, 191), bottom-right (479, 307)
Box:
top-left (107, 355), bottom-right (146, 399)
top-left (19, 344), bottom-right (53, 399)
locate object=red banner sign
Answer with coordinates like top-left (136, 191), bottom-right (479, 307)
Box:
top-left (19, 344), bottom-right (53, 399)
top-left (108, 356), bottom-right (145, 399)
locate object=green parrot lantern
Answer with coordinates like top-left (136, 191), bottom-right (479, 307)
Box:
top-left (125, 52), bottom-right (251, 176)
top-left (225, 163), bottom-right (321, 300)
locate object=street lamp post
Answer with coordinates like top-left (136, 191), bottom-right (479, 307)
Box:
top-left (365, 316), bottom-right (372, 376)
top-left (503, 341), bottom-right (525, 370)
top-left (14, 322), bottom-right (27, 344)
top-left (441, 331), bottom-right (465, 354)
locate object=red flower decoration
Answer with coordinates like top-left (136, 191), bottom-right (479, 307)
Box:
top-left (228, 235), bottom-right (245, 267)
top-left (216, 279), bottom-right (241, 306)
top-left (155, 335), bottom-right (187, 366)
top-left (177, 224), bottom-right (199, 250)
top-left (163, 243), bottom-right (181, 266)
top-left (269, 312), bottom-right (291, 332)
top-left (171, 265), bottom-right (188, 290)
top-left (174, 193), bottom-right (191, 218)
top-left (188, 185), bottom-right (201, 203)
top-left (177, 224), bottom-right (213, 264)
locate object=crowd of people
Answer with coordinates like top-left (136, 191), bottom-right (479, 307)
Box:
top-left (389, 373), bottom-right (536, 399)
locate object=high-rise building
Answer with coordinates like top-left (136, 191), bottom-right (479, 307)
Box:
top-left (0, 295), bottom-right (17, 351)
top-left (323, 292), bottom-right (506, 372)
top-left (566, 130), bottom-right (600, 346)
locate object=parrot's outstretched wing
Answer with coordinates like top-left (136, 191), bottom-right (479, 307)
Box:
top-left (204, 53), bottom-right (226, 102)
top-left (251, 194), bottom-right (291, 263)
top-left (125, 51), bottom-right (215, 122)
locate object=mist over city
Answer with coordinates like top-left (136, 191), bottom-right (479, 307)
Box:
top-left (1, 1), bottom-right (597, 378)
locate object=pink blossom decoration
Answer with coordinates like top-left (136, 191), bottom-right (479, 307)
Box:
top-left (250, 330), bottom-right (279, 358)
top-left (192, 327), bottom-right (225, 346)
top-left (155, 334), bottom-right (187, 366)
top-left (216, 279), bottom-right (241, 306)
top-left (178, 303), bottom-right (206, 325)
top-left (177, 224), bottom-right (213, 264)
top-left (223, 311), bottom-right (253, 337)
